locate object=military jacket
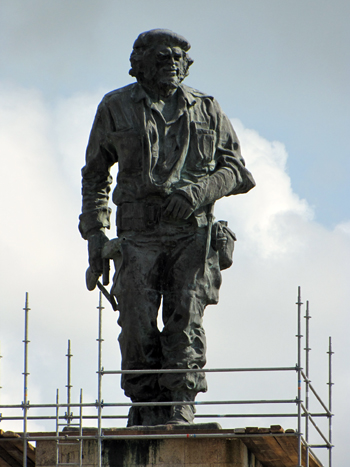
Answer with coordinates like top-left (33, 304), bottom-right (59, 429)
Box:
top-left (79, 83), bottom-right (255, 239)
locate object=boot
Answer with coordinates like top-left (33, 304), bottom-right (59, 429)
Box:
top-left (127, 406), bottom-right (142, 427)
top-left (128, 405), bottom-right (169, 426)
top-left (140, 405), bottom-right (170, 426)
top-left (166, 391), bottom-right (196, 425)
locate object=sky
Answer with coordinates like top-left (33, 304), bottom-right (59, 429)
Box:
top-left (0, 1), bottom-right (349, 465)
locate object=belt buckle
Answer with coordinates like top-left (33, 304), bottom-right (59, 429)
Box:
top-left (146, 204), bottom-right (161, 227)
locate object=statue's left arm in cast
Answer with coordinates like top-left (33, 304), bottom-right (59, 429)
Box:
top-left (173, 109), bottom-right (255, 213)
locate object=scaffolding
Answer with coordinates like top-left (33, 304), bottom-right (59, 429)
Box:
top-left (0, 287), bottom-right (333, 467)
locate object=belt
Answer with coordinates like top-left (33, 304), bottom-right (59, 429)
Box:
top-left (116, 201), bottom-right (196, 233)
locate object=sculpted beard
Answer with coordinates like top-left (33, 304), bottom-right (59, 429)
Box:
top-left (137, 48), bottom-right (188, 97)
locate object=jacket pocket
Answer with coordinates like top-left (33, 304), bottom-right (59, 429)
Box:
top-left (108, 129), bottom-right (143, 172)
top-left (190, 127), bottom-right (216, 169)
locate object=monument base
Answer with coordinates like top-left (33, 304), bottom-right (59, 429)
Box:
top-left (35, 425), bottom-right (322, 467)
top-left (103, 426), bottom-right (261, 467)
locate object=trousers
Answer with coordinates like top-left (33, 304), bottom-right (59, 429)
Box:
top-left (109, 221), bottom-right (222, 403)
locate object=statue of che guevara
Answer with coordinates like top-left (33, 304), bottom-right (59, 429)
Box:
top-left (79, 29), bottom-right (255, 426)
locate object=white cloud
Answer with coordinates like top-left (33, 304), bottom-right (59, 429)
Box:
top-left (0, 84), bottom-right (349, 465)
top-left (334, 221), bottom-right (350, 236)
top-left (216, 119), bottom-right (314, 259)
top-left (52, 91), bottom-right (107, 189)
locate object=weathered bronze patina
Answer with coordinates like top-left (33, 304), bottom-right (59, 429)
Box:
top-left (79, 29), bottom-right (255, 426)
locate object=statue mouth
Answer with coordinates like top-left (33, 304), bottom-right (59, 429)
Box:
top-left (163, 69), bottom-right (177, 78)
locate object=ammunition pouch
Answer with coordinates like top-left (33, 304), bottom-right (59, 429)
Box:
top-left (211, 220), bottom-right (236, 270)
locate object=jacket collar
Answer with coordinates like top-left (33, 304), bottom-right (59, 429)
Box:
top-left (130, 82), bottom-right (196, 107)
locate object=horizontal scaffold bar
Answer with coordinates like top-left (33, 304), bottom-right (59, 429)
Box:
top-left (0, 411), bottom-right (330, 422)
top-left (0, 432), bottom-right (301, 443)
top-left (100, 366), bottom-right (298, 375)
top-left (0, 398), bottom-right (300, 410)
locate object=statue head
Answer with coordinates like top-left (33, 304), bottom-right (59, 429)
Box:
top-left (129, 29), bottom-right (193, 97)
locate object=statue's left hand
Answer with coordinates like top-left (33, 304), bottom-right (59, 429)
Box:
top-left (163, 194), bottom-right (194, 220)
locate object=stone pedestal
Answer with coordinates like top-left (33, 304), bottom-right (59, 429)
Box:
top-left (34, 425), bottom-right (321, 467)
top-left (102, 433), bottom-right (261, 467)
top-left (35, 425), bottom-right (263, 467)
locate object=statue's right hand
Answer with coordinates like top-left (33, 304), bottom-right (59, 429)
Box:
top-left (87, 230), bottom-right (109, 275)
top-left (85, 267), bottom-right (100, 291)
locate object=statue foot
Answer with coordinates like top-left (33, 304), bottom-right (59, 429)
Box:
top-left (127, 406), bottom-right (142, 427)
top-left (166, 403), bottom-right (195, 425)
top-left (166, 391), bottom-right (196, 425)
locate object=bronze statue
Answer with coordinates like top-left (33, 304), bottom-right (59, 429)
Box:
top-left (79, 29), bottom-right (255, 426)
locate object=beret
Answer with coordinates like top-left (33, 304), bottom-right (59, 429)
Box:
top-left (133, 29), bottom-right (191, 52)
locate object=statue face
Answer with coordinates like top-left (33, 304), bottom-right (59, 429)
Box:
top-left (133, 41), bottom-right (190, 97)
top-left (151, 44), bottom-right (186, 89)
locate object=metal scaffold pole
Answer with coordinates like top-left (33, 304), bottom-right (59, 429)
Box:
top-left (22, 292), bottom-right (30, 467)
top-left (304, 301), bottom-right (311, 467)
top-left (296, 286), bottom-right (303, 467)
top-left (55, 389), bottom-right (59, 466)
top-left (79, 389), bottom-right (83, 467)
top-left (65, 340), bottom-right (73, 426)
top-left (328, 336), bottom-right (334, 467)
top-left (96, 291), bottom-right (104, 467)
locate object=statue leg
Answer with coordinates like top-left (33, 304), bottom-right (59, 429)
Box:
top-left (112, 237), bottom-right (170, 425)
top-left (159, 228), bottom-right (221, 423)
top-left (161, 290), bottom-right (207, 424)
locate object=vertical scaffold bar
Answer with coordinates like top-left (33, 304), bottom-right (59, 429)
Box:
top-left (328, 336), bottom-right (334, 467)
top-left (296, 286), bottom-right (303, 466)
top-left (56, 389), bottom-right (59, 467)
top-left (96, 292), bottom-right (104, 467)
top-left (65, 340), bottom-right (73, 426)
top-left (79, 389), bottom-right (83, 467)
top-left (22, 292), bottom-right (30, 467)
top-left (304, 301), bottom-right (311, 467)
